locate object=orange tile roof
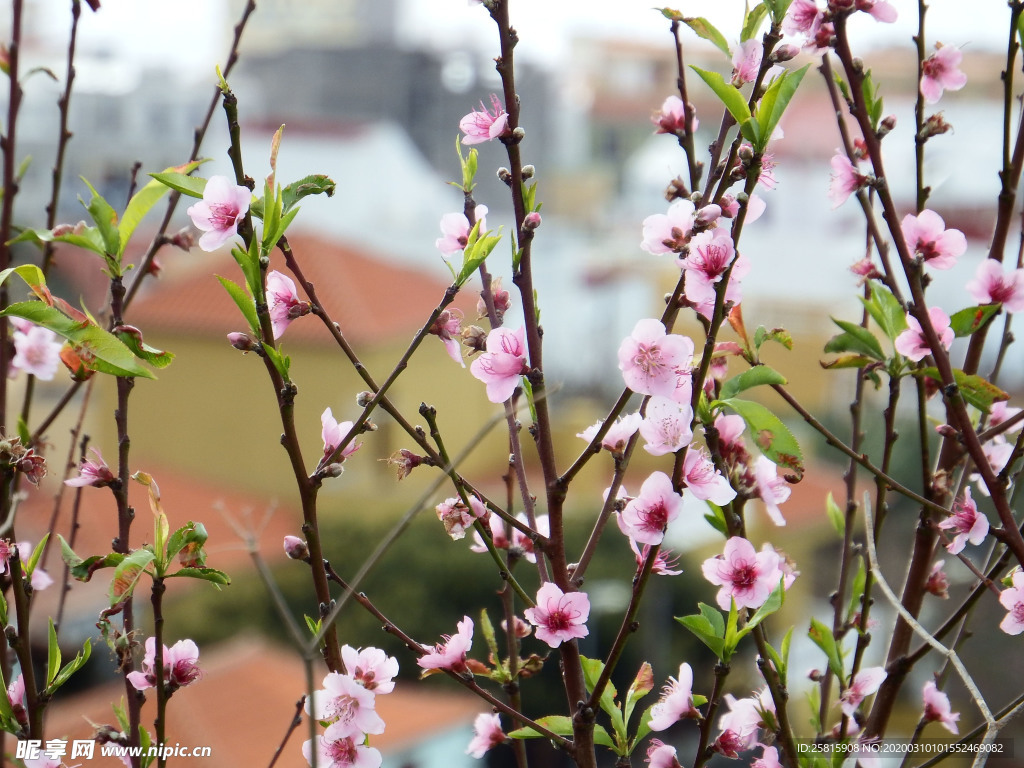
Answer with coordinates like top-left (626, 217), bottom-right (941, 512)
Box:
top-left (45, 638), bottom-right (483, 767)
top-left (125, 232), bottom-right (471, 346)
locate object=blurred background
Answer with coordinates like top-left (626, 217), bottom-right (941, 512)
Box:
top-left (0, 0), bottom-right (1021, 765)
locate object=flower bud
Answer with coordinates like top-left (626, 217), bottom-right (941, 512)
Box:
top-left (920, 112), bottom-right (951, 140)
top-left (878, 114), bottom-right (897, 138)
top-left (356, 391), bottom-right (375, 407)
top-left (664, 176), bottom-right (689, 201)
top-left (227, 332), bottom-right (258, 353)
top-left (497, 167), bottom-right (512, 185)
top-left (168, 228), bottom-right (195, 252)
top-left (511, 126), bottom-right (525, 141)
top-left (522, 211), bottom-right (542, 232)
top-left (695, 204), bottom-right (721, 226)
top-left (771, 44), bottom-right (800, 63)
top-left (283, 535), bottom-right (309, 560)
top-left (324, 463), bottom-right (344, 478)
top-left (521, 164), bottom-right (535, 179)
top-left (462, 325), bottom-right (487, 353)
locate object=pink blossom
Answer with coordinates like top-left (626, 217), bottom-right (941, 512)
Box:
top-left (828, 152), bottom-right (867, 208)
top-left (682, 448), bottom-right (737, 505)
top-left (938, 488), bottom-right (988, 554)
top-left (470, 326), bottom-right (530, 403)
top-left (641, 199), bottom-right (696, 255)
top-left (974, 439), bottom-right (1014, 497)
top-left (266, 270), bottom-right (308, 339)
top-left (857, 0), bottom-right (897, 23)
top-left (418, 616), bottom-right (474, 673)
top-left (922, 681), bottom-right (959, 734)
top-left (186, 175), bottom-right (251, 252)
top-left (925, 560), bottom-right (949, 599)
top-left (652, 95), bottom-right (697, 135)
top-left (127, 637), bottom-right (201, 692)
top-left (901, 210), bottom-right (966, 270)
top-left (471, 513), bottom-right (548, 563)
top-left (577, 412), bottom-right (642, 454)
top-left (524, 582), bottom-right (590, 648)
top-left (731, 40), bottom-right (762, 85)
top-left (321, 408), bottom-right (361, 460)
top-left (629, 538), bottom-right (682, 576)
top-left (460, 94), bottom-right (510, 145)
top-left (755, 455), bottom-right (791, 526)
top-left (998, 571), bottom-right (1024, 634)
top-left (840, 666), bottom-right (887, 717)
top-left (717, 690), bottom-right (772, 752)
top-left (618, 471), bottom-right (684, 545)
top-left (716, 414), bottom-right (746, 448)
top-left (753, 746), bottom-right (783, 768)
top-left (921, 44), bottom-right (967, 104)
top-left (11, 323), bottom-right (62, 380)
top-left (966, 259), bottom-right (1024, 312)
top-left (617, 319), bottom-right (693, 401)
top-left (682, 229), bottom-right (750, 309)
top-left (639, 396), bottom-right (694, 456)
top-left (22, 757), bottom-right (64, 768)
top-left (7, 673), bottom-right (26, 728)
top-left (64, 447), bottom-right (115, 488)
top-left (645, 740), bottom-right (682, 768)
top-left (894, 307), bottom-right (954, 362)
top-left (648, 662), bottom-right (698, 730)
top-left (430, 308), bottom-right (466, 367)
top-left (435, 205), bottom-right (488, 256)
top-left (11, 541), bottom-right (51, 591)
top-left (0, 539), bottom-right (13, 576)
top-left (435, 495), bottom-right (487, 541)
top-left (762, 543), bottom-right (799, 590)
top-left (720, 192), bottom-right (766, 223)
top-left (466, 712), bottom-right (506, 758)
top-left (307, 672), bottom-right (385, 739)
top-left (303, 731), bottom-right (382, 768)
top-left (989, 400), bottom-right (1023, 433)
top-left (341, 645), bottom-right (398, 694)
top-left (702, 536), bottom-right (782, 610)
top-left (783, 0), bottom-right (821, 37)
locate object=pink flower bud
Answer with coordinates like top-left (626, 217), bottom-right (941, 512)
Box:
top-left (771, 44), bottom-right (800, 63)
top-left (522, 212), bottom-right (542, 232)
top-left (283, 536), bottom-right (309, 560)
top-left (227, 332), bottom-right (258, 352)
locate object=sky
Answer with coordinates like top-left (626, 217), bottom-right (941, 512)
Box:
top-left (27, 0), bottom-right (1017, 79)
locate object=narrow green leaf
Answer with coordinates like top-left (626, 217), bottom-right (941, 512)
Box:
top-left (830, 319), bottom-right (885, 360)
top-left (704, 507), bottom-right (728, 536)
top-left (114, 329), bottom-right (174, 369)
top-left (755, 325), bottom-right (793, 352)
top-left (715, 397), bottom-right (804, 478)
top-left (738, 578), bottom-right (785, 639)
top-left (915, 367), bottom-right (1009, 410)
top-left (230, 243), bottom-right (261, 301)
top-left (8, 226), bottom-right (107, 256)
top-left (720, 365), bottom-right (786, 400)
top-left (165, 521), bottom-right (209, 569)
top-left (676, 614), bottom-right (726, 660)
top-left (860, 281), bottom-right (906, 340)
top-left (109, 549), bottom-right (155, 607)
top-left (691, 66), bottom-right (752, 126)
top-left (847, 559), bottom-right (866, 624)
top-left (120, 168), bottom-right (187, 256)
top-left (741, 3), bottom-right (769, 41)
top-left (756, 65), bottom-right (809, 151)
top-left (825, 492), bottom-right (845, 536)
top-left (82, 179), bottom-right (120, 256)
top-left (47, 619), bottom-right (61, 686)
top-left (458, 228), bottom-right (503, 287)
top-left (150, 171), bottom-right (207, 199)
top-left (508, 715), bottom-right (574, 739)
top-left (25, 534), bottom-right (48, 576)
top-left (166, 566), bottom-right (230, 586)
top-left (723, 597), bottom-right (740, 655)
top-left (1, 302), bottom-right (156, 379)
top-left (263, 345), bottom-right (291, 382)
top-left (624, 661), bottom-right (654, 726)
top-left (808, 617), bottom-right (844, 679)
top-left (682, 18), bottom-right (731, 58)
top-left (304, 615), bottom-right (322, 637)
top-left (820, 353), bottom-right (877, 371)
top-left (217, 275), bottom-right (259, 333)
top-left (46, 638), bottom-right (91, 695)
top-left (949, 304), bottom-right (1000, 338)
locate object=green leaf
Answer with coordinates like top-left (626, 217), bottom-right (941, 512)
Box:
top-left (764, 0), bottom-right (794, 24)
top-left (263, 344), bottom-right (291, 381)
top-left (723, 597), bottom-right (740, 655)
top-left (59, 535), bottom-right (124, 582)
top-left (808, 617), bottom-right (844, 679)
top-left (24, 534), bottom-right (48, 576)
top-left (656, 8), bottom-right (684, 21)
top-left (755, 65), bottom-right (809, 151)
top-left (826, 492), bottom-right (845, 536)
top-left (826, 319), bottom-right (885, 360)
top-left (720, 365), bottom-right (786, 400)
top-left (915, 367), bottom-right (1009, 410)
top-left (949, 304), bottom-right (1000, 338)
top-left (704, 506), bottom-right (728, 536)
top-left (264, 205), bottom-right (299, 250)
top-left (699, 602), bottom-right (725, 638)
top-left (762, 636), bottom-right (788, 688)
top-left (167, 566), bottom-right (230, 586)
top-left (715, 397), bottom-right (804, 479)
top-left (45, 638), bottom-right (91, 696)
top-left (165, 521), bottom-right (209, 568)
top-left (109, 549), bottom-right (155, 607)
top-left (847, 559), bottom-right (866, 625)
top-left (82, 179), bottom-right (120, 257)
top-left (580, 656), bottom-right (622, 737)
top-left (820, 354), bottom-right (877, 371)
top-left (120, 164), bottom-right (200, 256)
top-left (47, 618), bottom-right (61, 686)
top-left (754, 325), bottom-right (793, 352)
top-left (230, 242), bottom-right (261, 301)
top-left (8, 224), bottom-right (108, 257)
top-left (738, 578), bottom-right (785, 640)
top-left (253, 174), bottom-right (337, 219)
top-left (457, 224), bottom-right (503, 287)
top-left (1, 302), bottom-right (156, 379)
top-left (508, 714), bottom-right (573, 739)
top-left (150, 171), bottom-right (207, 200)
top-left (114, 328), bottom-right (174, 369)
top-left (682, 18), bottom-right (731, 58)
top-left (741, 3), bottom-right (769, 41)
top-left (217, 275), bottom-right (259, 333)
top-left (860, 70), bottom-right (883, 132)
top-left (304, 614), bottom-right (322, 637)
top-left (676, 613), bottom-right (726, 660)
top-left (860, 281), bottom-right (906, 341)
top-left (624, 661), bottom-right (654, 726)
top-left (479, 608), bottom-right (500, 668)
top-left (691, 66), bottom-right (752, 127)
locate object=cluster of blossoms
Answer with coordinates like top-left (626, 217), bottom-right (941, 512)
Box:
top-left (304, 645), bottom-right (399, 768)
top-left (127, 638), bottom-right (201, 694)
